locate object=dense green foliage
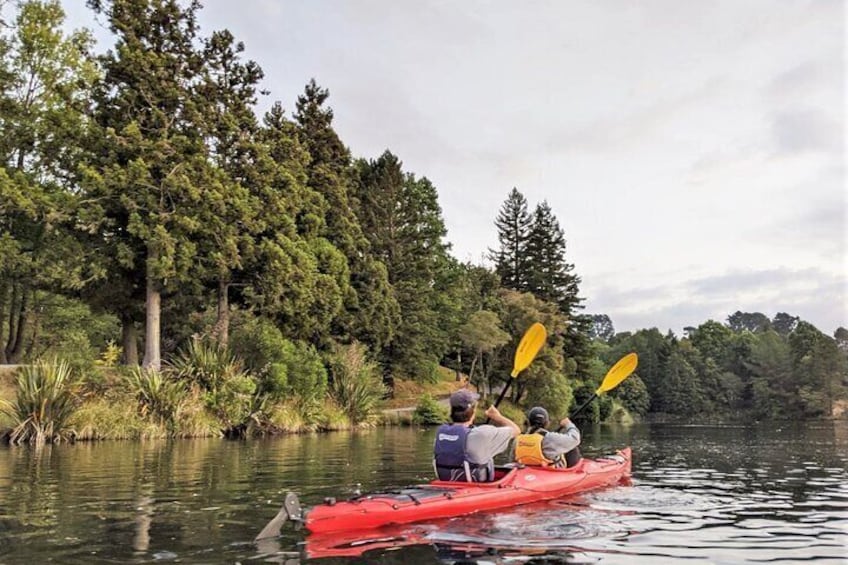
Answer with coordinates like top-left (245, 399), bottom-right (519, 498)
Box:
top-left (413, 394), bottom-right (449, 426)
top-left (0, 0), bottom-right (845, 445)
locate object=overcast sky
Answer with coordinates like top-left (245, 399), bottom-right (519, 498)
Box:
top-left (62, 1), bottom-right (846, 336)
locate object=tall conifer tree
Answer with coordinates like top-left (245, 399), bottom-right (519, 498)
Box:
top-left (492, 188), bottom-right (531, 292)
top-left (354, 151), bottom-right (454, 378)
top-left (83, 0), bottom-right (212, 370)
top-left (294, 80), bottom-right (398, 351)
top-left (525, 200), bottom-right (581, 314)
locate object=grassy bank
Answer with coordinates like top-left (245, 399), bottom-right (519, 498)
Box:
top-left (0, 362), bottom-right (471, 442)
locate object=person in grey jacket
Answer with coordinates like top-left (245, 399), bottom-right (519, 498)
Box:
top-left (514, 406), bottom-right (582, 468)
top-left (433, 389), bottom-right (521, 481)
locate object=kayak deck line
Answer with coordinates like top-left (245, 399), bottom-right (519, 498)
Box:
top-left (256, 447), bottom-right (631, 539)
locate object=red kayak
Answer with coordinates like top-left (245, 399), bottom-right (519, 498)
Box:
top-left (257, 448), bottom-right (631, 538)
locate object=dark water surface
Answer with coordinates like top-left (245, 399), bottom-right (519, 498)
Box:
top-left (1, 422), bottom-right (846, 564)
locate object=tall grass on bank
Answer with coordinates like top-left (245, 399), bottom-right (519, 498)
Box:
top-left (328, 342), bottom-right (386, 426)
top-left (0, 360), bottom-right (77, 445)
top-left (70, 393), bottom-right (166, 440)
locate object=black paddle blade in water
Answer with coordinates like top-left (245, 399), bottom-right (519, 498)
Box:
top-left (255, 492), bottom-right (303, 541)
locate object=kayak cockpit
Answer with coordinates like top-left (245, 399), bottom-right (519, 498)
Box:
top-left (430, 464), bottom-right (521, 487)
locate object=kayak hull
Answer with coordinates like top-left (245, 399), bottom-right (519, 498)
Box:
top-left (305, 447), bottom-right (631, 534)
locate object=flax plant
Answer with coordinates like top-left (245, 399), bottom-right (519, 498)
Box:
top-left (1, 360), bottom-right (78, 445)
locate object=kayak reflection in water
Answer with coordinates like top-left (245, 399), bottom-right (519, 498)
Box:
top-left (433, 389), bottom-right (521, 482)
top-left (516, 406), bottom-right (582, 468)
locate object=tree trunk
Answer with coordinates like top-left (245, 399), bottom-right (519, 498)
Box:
top-left (479, 351), bottom-right (489, 398)
top-left (455, 348), bottom-right (461, 381)
top-left (121, 315), bottom-right (139, 366)
top-left (213, 279), bottom-right (229, 349)
top-left (5, 283), bottom-right (19, 359)
top-left (468, 350), bottom-right (480, 388)
top-left (142, 271), bottom-right (161, 371)
top-left (8, 287), bottom-right (28, 363)
top-left (0, 280), bottom-right (8, 364)
top-left (24, 292), bottom-right (41, 360)
top-left (514, 381), bottom-right (526, 405)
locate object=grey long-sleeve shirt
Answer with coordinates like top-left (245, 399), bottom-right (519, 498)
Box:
top-left (541, 423), bottom-right (580, 468)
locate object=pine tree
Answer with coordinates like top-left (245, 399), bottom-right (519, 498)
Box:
top-left (525, 200), bottom-right (581, 314)
top-left (247, 103), bottom-right (348, 345)
top-left (524, 200), bottom-right (588, 374)
top-left (491, 188), bottom-right (531, 292)
top-left (294, 80), bottom-right (398, 351)
top-left (353, 151), bottom-right (455, 378)
top-left (82, 0), bottom-right (213, 370)
top-left (195, 29), bottom-right (266, 348)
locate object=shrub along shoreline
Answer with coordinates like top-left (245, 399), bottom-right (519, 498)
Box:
top-left (0, 355), bottom-right (479, 443)
top-left (0, 338), bottom-right (393, 444)
top-left (0, 357), bottom-right (641, 445)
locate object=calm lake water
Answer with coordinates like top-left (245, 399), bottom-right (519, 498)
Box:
top-left (1, 422), bottom-right (846, 564)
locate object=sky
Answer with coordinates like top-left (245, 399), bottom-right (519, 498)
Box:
top-left (61, 0), bottom-right (846, 336)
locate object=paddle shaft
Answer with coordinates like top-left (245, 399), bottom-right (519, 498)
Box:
top-left (571, 392), bottom-right (598, 419)
top-left (493, 379), bottom-right (512, 409)
top-left (484, 378), bottom-right (513, 424)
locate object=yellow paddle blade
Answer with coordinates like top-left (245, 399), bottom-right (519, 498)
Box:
top-left (511, 322), bottom-right (547, 378)
top-left (596, 352), bottom-right (638, 394)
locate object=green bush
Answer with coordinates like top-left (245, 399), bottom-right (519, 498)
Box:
top-left (497, 401), bottom-right (526, 427)
top-left (167, 339), bottom-right (256, 432)
top-left (522, 370), bottom-right (574, 421)
top-left (598, 394), bottom-right (614, 421)
top-left (284, 342), bottom-right (327, 401)
top-left (611, 373), bottom-right (650, 417)
top-left (413, 394), bottom-right (448, 425)
top-left (1, 360), bottom-right (78, 445)
top-left (230, 317), bottom-right (327, 401)
top-left (328, 341), bottom-right (386, 425)
top-left (608, 400), bottom-right (635, 425)
top-left (25, 293), bottom-right (119, 371)
top-left (419, 361), bottom-right (442, 384)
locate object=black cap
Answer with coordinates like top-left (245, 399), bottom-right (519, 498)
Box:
top-left (527, 406), bottom-right (549, 427)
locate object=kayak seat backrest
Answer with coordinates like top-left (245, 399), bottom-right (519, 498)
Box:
top-left (431, 466), bottom-right (518, 487)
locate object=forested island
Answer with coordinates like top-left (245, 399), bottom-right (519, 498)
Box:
top-left (1, 1), bottom-right (846, 444)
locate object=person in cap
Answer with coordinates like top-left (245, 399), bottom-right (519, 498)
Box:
top-left (514, 406), bottom-right (582, 468)
top-left (433, 389), bottom-right (520, 482)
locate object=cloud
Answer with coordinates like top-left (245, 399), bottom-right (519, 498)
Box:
top-left (767, 60), bottom-right (829, 99)
top-left (588, 267), bottom-right (846, 335)
top-left (771, 108), bottom-right (842, 154)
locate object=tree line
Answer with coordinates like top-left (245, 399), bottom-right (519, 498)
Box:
top-left (1, 0), bottom-right (845, 426)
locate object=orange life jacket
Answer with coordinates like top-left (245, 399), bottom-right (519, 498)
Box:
top-left (515, 430), bottom-right (556, 467)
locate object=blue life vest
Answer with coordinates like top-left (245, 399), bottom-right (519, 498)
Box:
top-left (433, 424), bottom-right (492, 482)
